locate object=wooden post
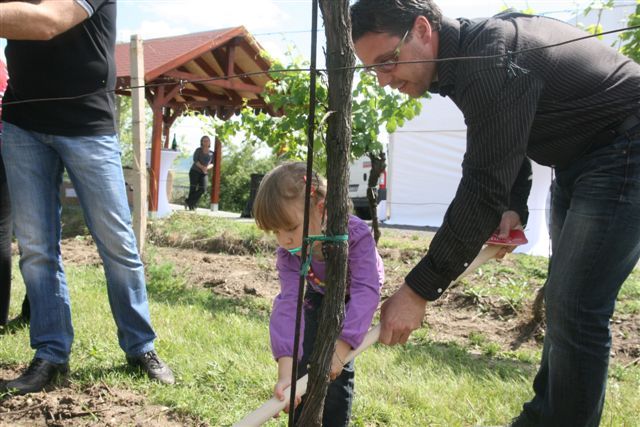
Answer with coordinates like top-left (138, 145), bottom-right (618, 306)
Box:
top-left (149, 87), bottom-right (164, 218)
top-left (130, 34), bottom-right (148, 253)
top-left (297, 1), bottom-right (355, 425)
top-left (210, 137), bottom-right (222, 211)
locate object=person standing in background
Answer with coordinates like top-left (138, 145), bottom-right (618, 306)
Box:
top-left (184, 135), bottom-right (214, 210)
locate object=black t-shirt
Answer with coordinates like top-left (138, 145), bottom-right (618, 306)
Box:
top-left (2, 0), bottom-right (117, 136)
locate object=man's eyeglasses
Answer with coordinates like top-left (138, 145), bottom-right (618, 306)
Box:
top-left (363, 29), bottom-right (410, 75)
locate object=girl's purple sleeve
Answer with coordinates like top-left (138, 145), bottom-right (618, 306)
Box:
top-left (339, 216), bottom-right (384, 349)
top-left (269, 247), bottom-right (305, 360)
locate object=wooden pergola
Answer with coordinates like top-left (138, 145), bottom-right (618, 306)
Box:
top-left (115, 27), bottom-right (275, 214)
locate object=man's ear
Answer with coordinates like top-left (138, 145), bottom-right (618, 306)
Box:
top-left (414, 15), bottom-right (433, 45)
top-left (316, 198), bottom-right (325, 214)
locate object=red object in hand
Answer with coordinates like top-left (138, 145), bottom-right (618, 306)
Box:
top-left (487, 229), bottom-right (528, 246)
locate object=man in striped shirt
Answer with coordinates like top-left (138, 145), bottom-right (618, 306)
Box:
top-left (351, 1), bottom-right (640, 426)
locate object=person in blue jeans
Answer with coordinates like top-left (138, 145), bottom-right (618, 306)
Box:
top-left (351, 1), bottom-right (640, 426)
top-left (0, 60), bottom-right (29, 331)
top-left (0, 65), bottom-right (11, 328)
top-left (0, 0), bottom-right (173, 394)
top-left (0, 148), bottom-right (14, 328)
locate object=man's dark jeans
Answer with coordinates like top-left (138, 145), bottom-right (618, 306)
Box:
top-left (0, 152), bottom-right (12, 325)
top-left (294, 288), bottom-right (355, 427)
top-left (516, 133), bottom-right (640, 426)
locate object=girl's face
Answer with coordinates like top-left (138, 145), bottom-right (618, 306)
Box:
top-left (274, 198), bottom-right (324, 255)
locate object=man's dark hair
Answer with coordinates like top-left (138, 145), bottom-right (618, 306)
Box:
top-left (350, 0), bottom-right (442, 42)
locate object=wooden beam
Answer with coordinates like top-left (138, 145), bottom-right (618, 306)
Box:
top-left (164, 70), bottom-right (264, 94)
top-left (144, 27), bottom-right (247, 81)
top-left (130, 34), bottom-right (148, 253)
top-left (209, 48), bottom-right (278, 116)
top-left (226, 38), bottom-right (239, 77)
top-left (170, 99), bottom-right (237, 109)
top-left (210, 48), bottom-right (258, 89)
top-left (179, 87), bottom-right (213, 99)
top-left (189, 80), bottom-right (231, 101)
top-left (156, 83), bottom-right (181, 106)
top-left (194, 57), bottom-right (241, 103)
top-left (149, 85), bottom-right (164, 216)
top-left (238, 38), bottom-right (271, 72)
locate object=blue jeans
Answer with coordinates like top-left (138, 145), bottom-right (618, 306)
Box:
top-left (0, 150), bottom-right (12, 325)
top-left (516, 133), bottom-right (640, 426)
top-left (295, 288), bottom-right (355, 427)
top-left (0, 122), bottom-right (156, 364)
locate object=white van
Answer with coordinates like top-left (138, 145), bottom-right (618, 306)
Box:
top-left (348, 155), bottom-right (386, 220)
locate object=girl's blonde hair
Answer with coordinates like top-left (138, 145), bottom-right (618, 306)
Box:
top-left (253, 162), bottom-right (326, 232)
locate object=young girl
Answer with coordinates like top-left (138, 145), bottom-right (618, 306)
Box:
top-left (253, 162), bottom-right (383, 426)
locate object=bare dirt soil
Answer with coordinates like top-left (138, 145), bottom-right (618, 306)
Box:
top-left (1, 236), bottom-right (638, 426)
top-left (0, 365), bottom-right (205, 427)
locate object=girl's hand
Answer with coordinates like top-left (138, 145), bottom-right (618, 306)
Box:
top-left (330, 354), bottom-right (344, 381)
top-left (273, 378), bottom-right (301, 416)
top-left (330, 339), bottom-right (351, 381)
top-left (274, 357), bottom-right (301, 417)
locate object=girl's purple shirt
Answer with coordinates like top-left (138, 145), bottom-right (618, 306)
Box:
top-left (269, 215), bottom-right (384, 360)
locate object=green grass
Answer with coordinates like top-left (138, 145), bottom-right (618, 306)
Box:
top-left (377, 229), bottom-right (433, 252)
top-left (617, 268), bottom-right (640, 316)
top-left (3, 254), bottom-right (640, 426)
top-left (147, 212), bottom-right (274, 255)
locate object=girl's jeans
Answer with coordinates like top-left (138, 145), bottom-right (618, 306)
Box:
top-left (295, 288), bottom-right (355, 427)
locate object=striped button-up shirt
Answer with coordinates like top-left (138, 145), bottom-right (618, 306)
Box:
top-left (406, 12), bottom-right (640, 301)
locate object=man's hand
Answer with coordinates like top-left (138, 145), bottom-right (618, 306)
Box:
top-left (496, 210), bottom-right (523, 259)
top-left (379, 283), bottom-right (427, 345)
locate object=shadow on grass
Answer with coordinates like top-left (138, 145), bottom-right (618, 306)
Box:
top-left (393, 338), bottom-right (536, 382)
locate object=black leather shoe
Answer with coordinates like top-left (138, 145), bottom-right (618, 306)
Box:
top-left (126, 350), bottom-right (175, 384)
top-left (4, 357), bottom-right (69, 394)
top-left (0, 313), bottom-right (29, 335)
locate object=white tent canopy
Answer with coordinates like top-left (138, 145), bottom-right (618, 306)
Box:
top-left (384, 95), bottom-right (552, 257)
